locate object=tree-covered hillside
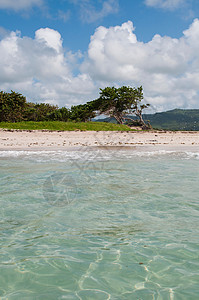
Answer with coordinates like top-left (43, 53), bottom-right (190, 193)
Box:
top-left (142, 109), bottom-right (199, 131)
top-left (97, 109), bottom-right (199, 131)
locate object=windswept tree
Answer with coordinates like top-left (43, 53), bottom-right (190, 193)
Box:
top-left (92, 86), bottom-right (150, 128)
top-left (125, 86), bottom-right (151, 128)
top-left (0, 87), bottom-right (150, 126)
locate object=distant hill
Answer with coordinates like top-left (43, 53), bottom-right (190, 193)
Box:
top-left (143, 109), bottom-right (199, 130)
top-left (95, 109), bottom-right (199, 131)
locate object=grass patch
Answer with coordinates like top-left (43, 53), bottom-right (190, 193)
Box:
top-left (0, 121), bottom-right (135, 131)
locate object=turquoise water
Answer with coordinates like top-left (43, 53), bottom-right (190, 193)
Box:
top-left (0, 148), bottom-right (199, 299)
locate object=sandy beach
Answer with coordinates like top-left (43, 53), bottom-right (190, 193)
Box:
top-left (0, 129), bottom-right (199, 150)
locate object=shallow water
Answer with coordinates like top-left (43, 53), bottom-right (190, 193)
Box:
top-left (0, 148), bottom-right (199, 299)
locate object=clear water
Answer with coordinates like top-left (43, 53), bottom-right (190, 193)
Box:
top-left (0, 148), bottom-right (199, 299)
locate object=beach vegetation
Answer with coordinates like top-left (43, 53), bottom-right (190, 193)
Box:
top-left (0, 121), bottom-right (134, 131)
top-left (89, 86), bottom-right (151, 129)
top-left (24, 102), bottom-right (58, 121)
top-left (0, 91), bottom-right (26, 122)
top-left (0, 87), bottom-right (151, 129)
top-left (48, 107), bottom-right (71, 122)
top-left (70, 104), bottom-right (96, 122)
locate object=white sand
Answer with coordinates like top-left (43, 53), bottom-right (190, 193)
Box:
top-left (0, 129), bottom-right (199, 150)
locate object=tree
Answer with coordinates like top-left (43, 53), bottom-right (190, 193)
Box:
top-left (23, 102), bottom-right (58, 121)
top-left (0, 91), bottom-right (27, 122)
top-left (92, 86), bottom-right (150, 128)
top-left (70, 104), bottom-right (96, 122)
top-left (125, 86), bottom-right (151, 129)
top-left (0, 87), bottom-right (150, 127)
top-left (48, 107), bottom-right (70, 121)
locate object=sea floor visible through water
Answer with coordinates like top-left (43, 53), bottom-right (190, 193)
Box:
top-left (0, 147), bottom-right (199, 299)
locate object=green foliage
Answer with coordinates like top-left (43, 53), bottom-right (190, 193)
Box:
top-left (91, 86), bottom-right (150, 127)
top-left (0, 91), bottom-right (58, 122)
top-left (0, 86), bottom-right (151, 129)
top-left (142, 109), bottom-right (199, 131)
top-left (0, 91), bottom-right (27, 122)
top-left (48, 107), bottom-right (70, 121)
top-left (23, 102), bottom-right (58, 121)
top-left (70, 104), bottom-right (96, 122)
top-left (0, 121), bottom-right (134, 131)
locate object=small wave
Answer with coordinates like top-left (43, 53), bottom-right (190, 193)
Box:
top-left (184, 151), bottom-right (199, 160)
top-left (0, 148), bottom-right (199, 162)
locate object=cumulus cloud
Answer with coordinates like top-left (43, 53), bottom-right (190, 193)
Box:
top-left (35, 28), bottom-right (63, 53)
top-left (0, 0), bottom-right (43, 11)
top-left (0, 28), bottom-right (95, 106)
top-left (144, 0), bottom-right (187, 10)
top-left (1, 20), bottom-right (199, 111)
top-left (82, 19), bottom-right (199, 111)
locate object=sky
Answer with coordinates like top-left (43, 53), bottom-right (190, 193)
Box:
top-left (0, 0), bottom-right (199, 112)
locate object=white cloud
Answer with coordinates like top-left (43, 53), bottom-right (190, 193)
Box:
top-left (82, 19), bottom-right (199, 111)
top-left (35, 28), bottom-right (63, 53)
top-left (145, 0), bottom-right (187, 10)
top-left (0, 28), bottom-right (95, 107)
top-left (0, 0), bottom-right (43, 11)
top-left (1, 20), bottom-right (199, 111)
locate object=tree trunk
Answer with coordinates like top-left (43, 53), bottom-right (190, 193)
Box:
top-left (113, 114), bottom-right (124, 124)
top-left (135, 110), bottom-right (151, 129)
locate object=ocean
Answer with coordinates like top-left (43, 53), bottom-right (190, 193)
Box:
top-left (0, 147), bottom-right (199, 299)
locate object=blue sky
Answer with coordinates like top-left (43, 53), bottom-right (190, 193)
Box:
top-left (0, 0), bottom-right (199, 111)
